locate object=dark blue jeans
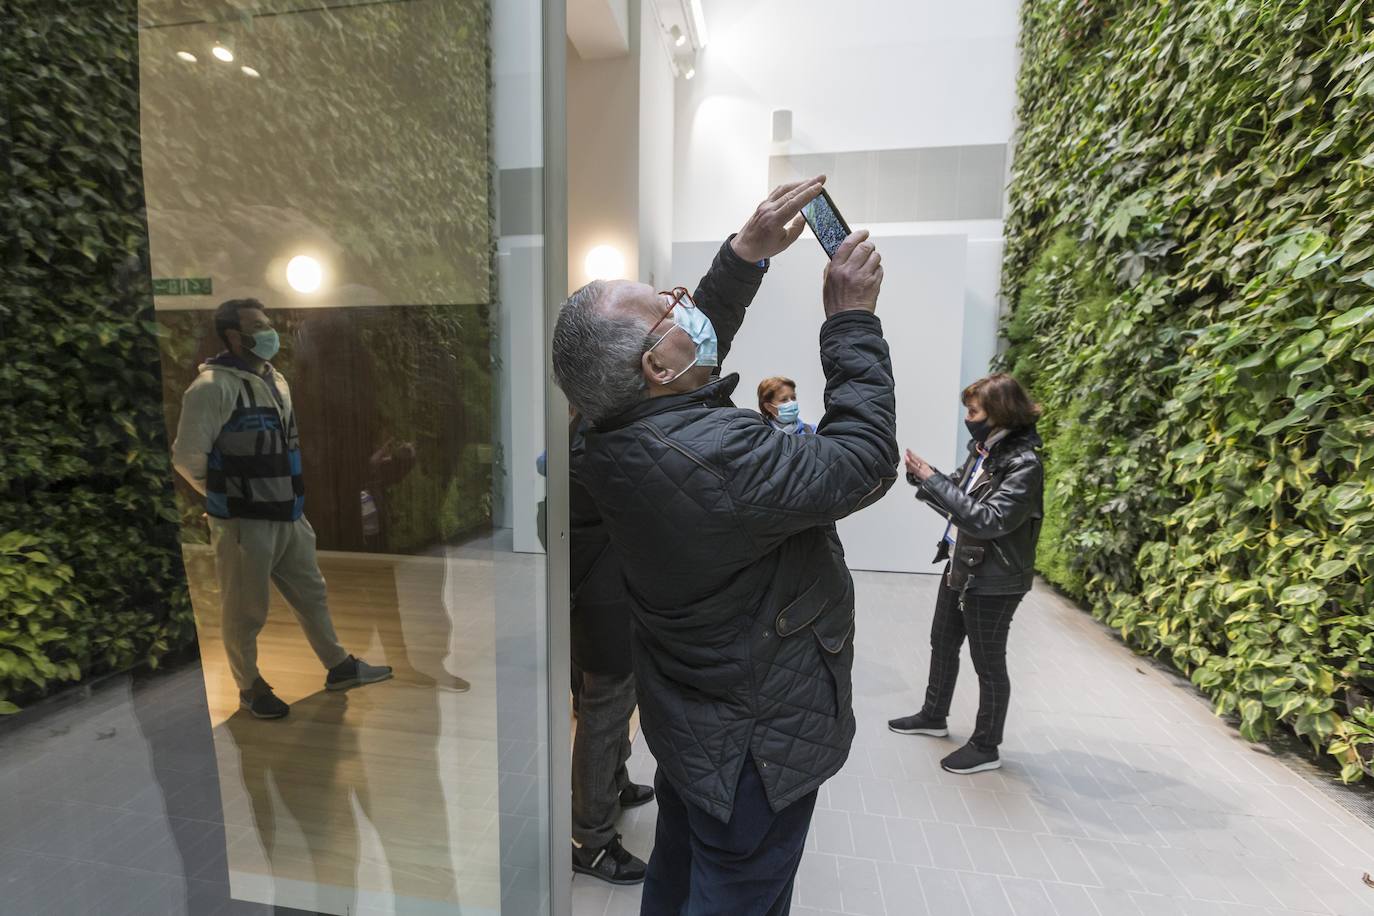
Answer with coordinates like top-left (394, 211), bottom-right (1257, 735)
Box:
top-left (640, 755), bottom-right (817, 915)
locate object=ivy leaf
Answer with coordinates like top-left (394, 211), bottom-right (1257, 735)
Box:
top-left (1331, 303), bottom-right (1374, 330)
top-left (1279, 585), bottom-right (1326, 607)
top-left (1311, 559), bottom-right (1349, 579)
top-left (1257, 408), bottom-right (1305, 435)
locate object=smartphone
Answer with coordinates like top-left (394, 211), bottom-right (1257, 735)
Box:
top-left (801, 189), bottom-right (852, 259)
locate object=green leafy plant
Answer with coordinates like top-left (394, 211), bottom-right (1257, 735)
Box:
top-left (1, 0), bottom-right (196, 712)
top-left (1002, 0), bottom-right (1374, 779)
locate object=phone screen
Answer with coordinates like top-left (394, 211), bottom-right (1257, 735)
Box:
top-left (801, 189), bottom-right (852, 259)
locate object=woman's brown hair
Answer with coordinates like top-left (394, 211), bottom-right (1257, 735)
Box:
top-left (757, 376), bottom-right (796, 417)
top-left (962, 373), bottom-right (1042, 430)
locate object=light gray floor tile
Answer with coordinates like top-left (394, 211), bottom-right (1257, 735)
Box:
top-left (922, 820), bottom-right (973, 871)
top-left (915, 865), bottom-right (971, 916)
top-left (885, 816), bottom-right (934, 868)
top-left (1002, 876), bottom-right (1058, 916)
top-left (958, 871), bottom-right (1012, 913)
top-left (958, 825), bottom-right (1015, 877)
top-left (825, 773), bottom-right (866, 814)
top-left (997, 829), bottom-right (1058, 882)
top-left (836, 856), bottom-right (885, 916)
top-left (811, 807), bottom-right (855, 857)
top-left (796, 851), bottom-right (844, 912)
top-left (860, 776), bottom-right (900, 817)
top-left (849, 812), bottom-right (894, 863)
top-left (1041, 881), bottom-right (1102, 916)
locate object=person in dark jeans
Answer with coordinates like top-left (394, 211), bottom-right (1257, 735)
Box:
top-left (551, 176), bottom-right (898, 915)
top-left (566, 414), bottom-right (656, 884)
top-left (889, 373), bottom-right (1044, 774)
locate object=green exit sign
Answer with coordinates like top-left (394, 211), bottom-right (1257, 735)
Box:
top-left (153, 277), bottom-right (213, 296)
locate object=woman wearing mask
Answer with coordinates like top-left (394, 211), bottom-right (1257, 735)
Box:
top-left (889, 373), bottom-right (1044, 775)
top-left (757, 376), bottom-right (815, 435)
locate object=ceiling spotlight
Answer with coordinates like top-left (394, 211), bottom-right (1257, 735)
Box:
top-left (176, 50), bottom-right (197, 63)
top-left (241, 66), bottom-right (261, 78)
top-left (670, 25), bottom-right (686, 47)
top-left (212, 44), bottom-right (234, 63)
top-left (286, 254), bottom-right (324, 293)
top-left (684, 65), bottom-right (696, 80)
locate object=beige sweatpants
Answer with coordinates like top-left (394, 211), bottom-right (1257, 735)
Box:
top-left (209, 516), bottom-right (350, 690)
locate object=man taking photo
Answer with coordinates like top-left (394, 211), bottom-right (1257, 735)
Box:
top-left (551, 177), bottom-right (898, 914)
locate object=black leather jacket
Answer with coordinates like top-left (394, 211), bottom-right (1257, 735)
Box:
top-left (912, 426), bottom-right (1044, 595)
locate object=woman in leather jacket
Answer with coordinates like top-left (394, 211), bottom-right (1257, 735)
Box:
top-left (888, 373), bottom-right (1044, 775)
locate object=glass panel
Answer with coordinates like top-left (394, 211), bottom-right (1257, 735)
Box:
top-left (0, 0), bottom-right (555, 912)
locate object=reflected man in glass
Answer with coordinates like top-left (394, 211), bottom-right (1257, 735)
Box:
top-left (172, 298), bottom-right (393, 719)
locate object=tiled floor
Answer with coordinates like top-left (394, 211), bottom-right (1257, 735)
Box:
top-left (573, 572), bottom-right (1374, 916)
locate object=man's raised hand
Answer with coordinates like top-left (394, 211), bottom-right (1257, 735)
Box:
top-left (730, 175), bottom-right (826, 264)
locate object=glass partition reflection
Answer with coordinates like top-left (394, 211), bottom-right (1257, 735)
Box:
top-left (139, 0), bottom-right (552, 913)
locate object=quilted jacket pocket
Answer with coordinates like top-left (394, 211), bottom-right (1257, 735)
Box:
top-left (775, 578), bottom-right (826, 637)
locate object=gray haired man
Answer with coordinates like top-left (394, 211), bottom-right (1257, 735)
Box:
top-left (552, 178), bottom-right (899, 914)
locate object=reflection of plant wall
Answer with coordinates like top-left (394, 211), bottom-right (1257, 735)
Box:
top-left (1, 0), bottom-right (496, 712)
top-left (157, 305), bottom-right (492, 555)
top-left (1002, 0), bottom-right (1374, 779)
top-left (0, 0), bottom-right (193, 712)
top-left (138, 0), bottom-right (493, 309)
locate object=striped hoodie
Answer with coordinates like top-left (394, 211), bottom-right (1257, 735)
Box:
top-left (172, 353), bottom-right (304, 521)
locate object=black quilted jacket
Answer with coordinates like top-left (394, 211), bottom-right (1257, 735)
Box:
top-left (579, 240), bottom-right (899, 822)
top-left (916, 427), bottom-right (1044, 595)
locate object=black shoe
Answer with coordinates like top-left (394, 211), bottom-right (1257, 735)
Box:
top-left (239, 679), bottom-right (289, 720)
top-left (941, 742), bottom-right (1001, 774)
top-left (618, 783), bottom-right (655, 809)
top-left (325, 655), bottom-right (394, 691)
top-left (887, 711), bottom-right (949, 737)
top-left (571, 834), bottom-right (646, 885)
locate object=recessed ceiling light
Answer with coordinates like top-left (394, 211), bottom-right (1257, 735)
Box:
top-left (212, 44), bottom-right (234, 63)
top-left (241, 66), bottom-right (260, 78)
top-left (176, 51), bottom-right (197, 63)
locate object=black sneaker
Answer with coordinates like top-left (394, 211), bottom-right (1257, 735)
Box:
top-left (325, 655), bottom-right (394, 691)
top-left (239, 679), bottom-right (289, 720)
top-left (618, 783), bottom-right (655, 809)
top-left (941, 742), bottom-right (1001, 775)
top-left (887, 711), bottom-right (949, 737)
top-left (571, 834), bottom-right (646, 885)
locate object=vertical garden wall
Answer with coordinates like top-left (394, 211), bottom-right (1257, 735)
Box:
top-left (1002, 0), bottom-right (1374, 778)
top-left (0, 1), bottom-right (193, 712)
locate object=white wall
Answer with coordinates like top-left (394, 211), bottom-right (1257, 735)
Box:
top-left (673, 0), bottom-right (1020, 242)
top-left (672, 0), bottom-right (1020, 477)
top-left (675, 234), bottom-right (968, 574)
top-left (637, 2), bottom-right (676, 289)
top-left (567, 40), bottom-right (640, 292)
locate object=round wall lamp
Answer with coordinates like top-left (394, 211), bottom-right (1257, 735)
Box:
top-left (286, 254), bottom-right (324, 293)
top-left (585, 245), bottom-right (626, 281)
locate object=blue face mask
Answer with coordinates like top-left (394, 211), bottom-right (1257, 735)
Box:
top-left (671, 302), bottom-right (717, 371)
top-left (776, 401), bottom-right (801, 425)
top-left (650, 301), bottom-right (718, 381)
top-left (245, 328), bottom-right (281, 361)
